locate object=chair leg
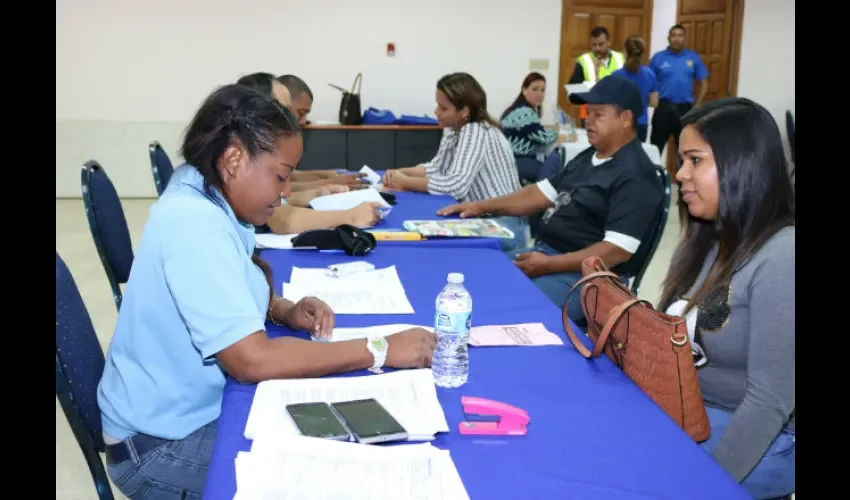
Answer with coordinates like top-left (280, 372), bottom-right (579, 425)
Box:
top-left (80, 442), bottom-right (115, 500)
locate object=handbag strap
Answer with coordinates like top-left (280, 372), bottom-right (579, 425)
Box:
top-left (328, 83), bottom-right (348, 94)
top-left (570, 270), bottom-right (621, 290)
top-left (564, 297), bottom-right (652, 358)
top-left (351, 73), bottom-right (363, 95)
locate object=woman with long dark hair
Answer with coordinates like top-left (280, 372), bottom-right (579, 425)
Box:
top-left (499, 72), bottom-right (559, 183)
top-left (96, 84), bottom-right (436, 499)
top-left (383, 72), bottom-right (525, 252)
top-left (659, 97), bottom-right (795, 499)
top-left (611, 36), bottom-right (658, 143)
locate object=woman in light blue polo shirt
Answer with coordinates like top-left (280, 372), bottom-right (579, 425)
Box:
top-left (96, 84), bottom-right (436, 499)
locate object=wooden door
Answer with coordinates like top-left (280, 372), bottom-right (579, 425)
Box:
top-left (678, 0), bottom-right (744, 102)
top-left (664, 0), bottom-right (745, 172)
top-left (557, 0), bottom-right (654, 125)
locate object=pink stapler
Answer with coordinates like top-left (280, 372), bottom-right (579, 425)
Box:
top-left (458, 396), bottom-right (530, 436)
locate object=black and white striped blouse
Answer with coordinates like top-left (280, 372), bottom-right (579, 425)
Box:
top-left (424, 122), bottom-right (521, 202)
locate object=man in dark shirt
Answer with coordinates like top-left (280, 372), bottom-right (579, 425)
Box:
top-left (438, 76), bottom-right (663, 321)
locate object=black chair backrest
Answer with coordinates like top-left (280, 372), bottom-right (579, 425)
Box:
top-left (81, 160), bottom-right (134, 309)
top-left (629, 165), bottom-right (671, 296)
top-left (785, 111), bottom-right (795, 176)
top-left (56, 252), bottom-right (115, 499)
top-left (149, 141), bottom-right (175, 197)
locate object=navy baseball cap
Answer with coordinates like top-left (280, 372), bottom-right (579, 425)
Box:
top-left (569, 75), bottom-right (642, 123)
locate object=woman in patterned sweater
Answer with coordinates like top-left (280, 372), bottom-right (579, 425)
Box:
top-left (500, 72), bottom-right (558, 183)
top-left (383, 72), bottom-right (525, 252)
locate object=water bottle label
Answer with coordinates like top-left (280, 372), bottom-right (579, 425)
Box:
top-left (435, 311), bottom-right (472, 333)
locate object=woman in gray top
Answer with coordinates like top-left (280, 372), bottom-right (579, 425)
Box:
top-left (658, 97), bottom-right (795, 499)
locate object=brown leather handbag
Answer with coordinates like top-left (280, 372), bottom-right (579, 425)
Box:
top-left (563, 256), bottom-right (711, 442)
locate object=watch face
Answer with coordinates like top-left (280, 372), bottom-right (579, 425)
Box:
top-left (370, 338), bottom-right (387, 352)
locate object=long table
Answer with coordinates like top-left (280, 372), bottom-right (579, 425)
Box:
top-left (204, 247), bottom-right (749, 499)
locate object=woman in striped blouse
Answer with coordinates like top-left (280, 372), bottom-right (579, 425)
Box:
top-left (383, 72), bottom-right (525, 251)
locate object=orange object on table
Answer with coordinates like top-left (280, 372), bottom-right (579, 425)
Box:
top-left (369, 231), bottom-right (423, 241)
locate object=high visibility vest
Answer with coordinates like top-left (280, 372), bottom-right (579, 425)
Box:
top-left (577, 50), bottom-right (626, 119)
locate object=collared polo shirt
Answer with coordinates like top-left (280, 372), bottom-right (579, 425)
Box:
top-left (649, 48), bottom-right (709, 104)
top-left (97, 164), bottom-right (271, 440)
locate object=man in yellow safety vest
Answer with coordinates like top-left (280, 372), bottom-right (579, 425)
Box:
top-left (567, 26), bottom-right (625, 124)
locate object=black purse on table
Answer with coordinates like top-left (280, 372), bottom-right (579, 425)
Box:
top-left (329, 73), bottom-right (363, 125)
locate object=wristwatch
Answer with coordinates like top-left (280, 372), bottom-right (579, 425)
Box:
top-left (366, 336), bottom-right (389, 374)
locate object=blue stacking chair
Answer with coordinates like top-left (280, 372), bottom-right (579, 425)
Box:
top-left (81, 160), bottom-right (134, 310)
top-left (56, 252), bottom-right (115, 500)
top-left (629, 165), bottom-right (672, 296)
top-left (149, 141), bottom-right (175, 197)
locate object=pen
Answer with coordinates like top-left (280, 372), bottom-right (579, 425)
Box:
top-left (370, 232), bottom-right (423, 241)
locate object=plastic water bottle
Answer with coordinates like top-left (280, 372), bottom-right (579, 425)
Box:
top-left (556, 107), bottom-right (578, 142)
top-left (555, 107), bottom-right (569, 128)
top-left (432, 273), bottom-right (473, 388)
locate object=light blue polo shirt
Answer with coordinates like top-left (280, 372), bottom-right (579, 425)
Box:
top-left (97, 164), bottom-right (271, 441)
top-left (649, 48), bottom-right (709, 104)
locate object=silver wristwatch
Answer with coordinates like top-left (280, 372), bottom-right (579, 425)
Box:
top-left (366, 336), bottom-right (388, 374)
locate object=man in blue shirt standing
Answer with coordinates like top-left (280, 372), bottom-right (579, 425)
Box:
top-left (648, 24), bottom-right (709, 156)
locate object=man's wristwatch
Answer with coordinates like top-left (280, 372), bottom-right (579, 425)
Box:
top-left (366, 336), bottom-right (388, 374)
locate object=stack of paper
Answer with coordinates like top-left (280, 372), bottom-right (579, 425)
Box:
top-left (323, 323), bottom-right (564, 346)
top-left (255, 233), bottom-right (299, 250)
top-left (309, 187), bottom-right (392, 220)
top-left (325, 324), bottom-right (434, 342)
top-left (244, 368), bottom-right (449, 442)
top-left (282, 265), bottom-right (415, 314)
top-left (234, 433), bottom-right (469, 500)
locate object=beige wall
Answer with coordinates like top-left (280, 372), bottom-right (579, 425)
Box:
top-left (56, 0), bottom-right (794, 198)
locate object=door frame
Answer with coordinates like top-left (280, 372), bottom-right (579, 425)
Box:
top-left (726, 0), bottom-right (746, 97)
top-left (557, 0), bottom-right (655, 114)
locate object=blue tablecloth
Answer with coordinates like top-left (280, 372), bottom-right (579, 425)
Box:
top-left (204, 247), bottom-right (748, 500)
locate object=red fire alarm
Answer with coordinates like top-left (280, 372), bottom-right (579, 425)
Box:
top-left (387, 42), bottom-right (396, 57)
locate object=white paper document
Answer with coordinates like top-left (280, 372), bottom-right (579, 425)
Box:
top-left (565, 82), bottom-right (591, 95)
top-left (244, 369), bottom-right (449, 443)
top-left (289, 265), bottom-right (400, 285)
top-left (234, 434), bottom-right (469, 500)
top-left (283, 265), bottom-right (415, 315)
top-left (359, 165), bottom-right (382, 186)
top-left (255, 233), bottom-right (299, 250)
top-left (468, 323), bottom-right (564, 346)
top-left (326, 324), bottom-right (434, 342)
top-left (309, 188), bottom-right (390, 211)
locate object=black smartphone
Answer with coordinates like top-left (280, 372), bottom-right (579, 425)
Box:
top-left (285, 402), bottom-right (352, 441)
top-left (330, 398), bottom-right (408, 444)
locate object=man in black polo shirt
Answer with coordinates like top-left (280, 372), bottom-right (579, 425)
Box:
top-left (438, 76), bottom-right (663, 321)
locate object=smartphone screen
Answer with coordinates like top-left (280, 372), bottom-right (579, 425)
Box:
top-left (330, 398), bottom-right (408, 443)
top-left (286, 402), bottom-right (351, 441)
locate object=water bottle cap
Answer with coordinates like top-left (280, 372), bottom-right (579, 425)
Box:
top-left (447, 272), bottom-right (464, 284)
